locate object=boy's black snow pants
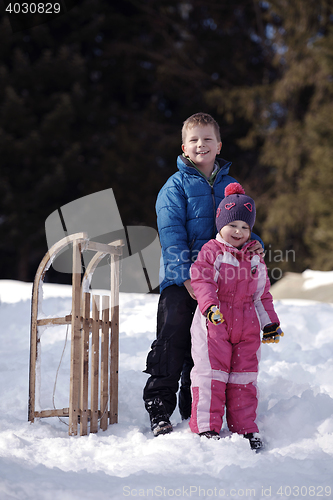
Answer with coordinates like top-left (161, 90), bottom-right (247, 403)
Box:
top-left (143, 285), bottom-right (197, 419)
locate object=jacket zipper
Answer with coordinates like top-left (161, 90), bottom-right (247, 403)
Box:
top-left (185, 158), bottom-right (226, 237)
top-left (211, 185), bottom-right (217, 238)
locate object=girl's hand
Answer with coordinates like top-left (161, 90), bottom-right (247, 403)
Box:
top-left (205, 305), bottom-right (224, 325)
top-left (248, 240), bottom-right (264, 256)
top-left (262, 323), bottom-right (284, 344)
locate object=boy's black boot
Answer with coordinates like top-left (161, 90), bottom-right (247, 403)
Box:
top-left (145, 397), bottom-right (173, 437)
top-left (243, 433), bottom-right (264, 452)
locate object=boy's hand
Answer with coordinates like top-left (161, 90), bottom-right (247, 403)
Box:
top-left (205, 305), bottom-right (224, 325)
top-left (262, 323), bottom-right (284, 344)
top-left (184, 279), bottom-right (196, 300)
top-left (248, 240), bottom-right (264, 255)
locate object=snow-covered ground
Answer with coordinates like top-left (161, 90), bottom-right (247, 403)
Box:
top-left (302, 270), bottom-right (333, 290)
top-left (0, 278), bottom-right (333, 500)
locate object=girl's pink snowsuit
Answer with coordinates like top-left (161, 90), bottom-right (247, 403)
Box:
top-left (189, 234), bottom-right (279, 435)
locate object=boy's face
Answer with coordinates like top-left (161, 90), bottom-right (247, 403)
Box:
top-left (182, 124), bottom-right (222, 173)
top-left (220, 220), bottom-right (251, 248)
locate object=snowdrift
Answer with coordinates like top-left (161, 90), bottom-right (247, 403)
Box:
top-left (0, 279), bottom-right (332, 500)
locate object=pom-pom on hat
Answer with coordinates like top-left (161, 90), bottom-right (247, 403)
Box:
top-left (216, 183), bottom-right (256, 233)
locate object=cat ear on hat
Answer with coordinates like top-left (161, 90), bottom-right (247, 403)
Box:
top-left (244, 202), bottom-right (253, 212)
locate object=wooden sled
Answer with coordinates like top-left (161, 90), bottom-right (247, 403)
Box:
top-left (28, 232), bottom-right (124, 436)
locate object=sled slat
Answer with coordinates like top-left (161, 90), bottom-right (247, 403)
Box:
top-left (35, 409), bottom-right (112, 419)
top-left (110, 253), bottom-right (119, 424)
top-left (35, 408), bottom-right (70, 418)
top-left (36, 316), bottom-right (112, 328)
top-left (80, 292), bottom-right (90, 436)
top-left (85, 241), bottom-right (123, 255)
top-left (28, 304), bottom-right (38, 424)
top-left (100, 296), bottom-right (110, 431)
top-left (69, 241), bottom-right (82, 436)
top-left (90, 295), bottom-right (100, 433)
top-left (37, 315), bottom-right (72, 326)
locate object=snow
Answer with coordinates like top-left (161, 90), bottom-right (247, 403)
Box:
top-left (302, 270), bottom-right (333, 290)
top-left (0, 279), bottom-right (333, 500)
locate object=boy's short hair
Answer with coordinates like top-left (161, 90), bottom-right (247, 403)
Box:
top-left (182, 112), bottom-right (221, 143)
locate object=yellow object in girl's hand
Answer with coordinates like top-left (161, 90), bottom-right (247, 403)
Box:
top-left (206, 305), bottom-right (224, 325)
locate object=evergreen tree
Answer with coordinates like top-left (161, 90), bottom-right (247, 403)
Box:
top-left (207, 0), bottom-right (333, 274)
top-left (0, 0), bottom-right (282, 281)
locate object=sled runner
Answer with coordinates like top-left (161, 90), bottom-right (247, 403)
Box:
top-left (28, 232), bottom-right (123, 436)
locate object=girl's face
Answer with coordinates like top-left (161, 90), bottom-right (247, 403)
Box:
top-left (220, 220), bottom-right (251, 248)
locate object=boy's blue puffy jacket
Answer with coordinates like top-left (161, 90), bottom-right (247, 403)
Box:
top-left (157, 155), bottom-right (263, 292)
top-left (157, 155), bottom-right (237, 292)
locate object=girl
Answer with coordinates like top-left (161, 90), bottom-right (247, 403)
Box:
top-left (189, 183), bottom-right (283, 451)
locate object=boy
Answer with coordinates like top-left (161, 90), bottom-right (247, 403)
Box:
top-left (143, 113), bottom-right (263, 436)
top-left (189, 183), bottom-right (283, 451)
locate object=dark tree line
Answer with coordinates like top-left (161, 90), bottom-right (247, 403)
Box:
top-left (0, 0), bottom-right (332, 283)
